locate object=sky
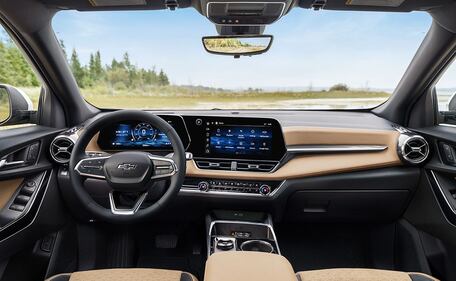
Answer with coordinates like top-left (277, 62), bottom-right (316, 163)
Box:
top-left (52, 8), bottom-right (432, 90)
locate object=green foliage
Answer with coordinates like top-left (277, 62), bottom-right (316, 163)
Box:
top-left (329, 83), bottom-right (349, 91)
top-left (70, 49), bottom-right (86, 87)
top-left (0, 31), bottom-right (40, 87)
top-left (67, 46), bottom-right (170, 91)
top-left (204, 38), bottom-right (257, 49)
top-left (158, 69), bottom-right (169, 86)
top-left (0, 88), bottom-right (10, 122)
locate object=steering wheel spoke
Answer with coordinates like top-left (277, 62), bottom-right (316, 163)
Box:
top-left (149, 154), bottom-right (178, 180)
top-left (75, 156), bottom-right (110, 179)
top-left (108, 191), bottom-right (148, 216)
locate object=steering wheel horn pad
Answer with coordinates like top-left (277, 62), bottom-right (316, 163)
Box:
top-left (103, 151), bottom-right (153, 192)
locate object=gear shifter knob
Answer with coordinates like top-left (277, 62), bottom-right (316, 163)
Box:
top-left (216, 238), bottom-right (234, 251)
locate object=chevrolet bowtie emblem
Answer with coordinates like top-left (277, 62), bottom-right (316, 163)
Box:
top-left (117, 163), bottom-right (137, 170)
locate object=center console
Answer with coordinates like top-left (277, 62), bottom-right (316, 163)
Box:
top-left (204, 211), bottom-right (296, 281)
top-left (206, 211), bottom-right (280, 256)
top-left (205, 252), bottom-right (296, 281)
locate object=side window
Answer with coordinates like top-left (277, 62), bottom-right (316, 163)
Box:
top-left (0, 26), bottom-right (42, 128)
top-left (435, 58), bottom-right (456, 125)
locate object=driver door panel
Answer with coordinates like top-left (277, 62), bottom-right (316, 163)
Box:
top-left (0, 125), bottom-right (67, 261)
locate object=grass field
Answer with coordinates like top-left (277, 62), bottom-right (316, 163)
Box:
top-left (81, 86), bottom-right (390, 109)
top-left (10, 86), bottom-right (391, 110)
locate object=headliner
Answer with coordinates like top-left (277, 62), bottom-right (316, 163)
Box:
top-left (38, 0), bottom-right (454, 13)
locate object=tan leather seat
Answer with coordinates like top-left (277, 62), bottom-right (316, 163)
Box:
top-left (296, 268), bottom-right (438, 281)
top-left (46, 268), bottom-right (198, 281)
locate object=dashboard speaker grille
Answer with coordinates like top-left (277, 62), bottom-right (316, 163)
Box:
top-left (50, 136), bottom-right (75, 164)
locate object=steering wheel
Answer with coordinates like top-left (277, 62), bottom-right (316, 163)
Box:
top-left (68, 110), bottom-right (186, 223)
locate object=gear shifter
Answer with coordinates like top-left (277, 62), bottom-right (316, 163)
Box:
top-left (216, 238), bottom-right (235, 251)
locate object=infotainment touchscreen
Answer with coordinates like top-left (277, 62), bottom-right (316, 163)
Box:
top-left (207, 125), bottom-right (273, 157)
top-left (184, 116), bottom-right (286, 161)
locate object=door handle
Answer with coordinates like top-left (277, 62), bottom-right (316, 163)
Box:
top-left (0, 159), bottom-right (26, 169)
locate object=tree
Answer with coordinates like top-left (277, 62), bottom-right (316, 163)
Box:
top-left (0, 37), bottom-right (39, 87)
top-left (158, 69), bottom-right (169, 86)
top-left (59, 39), bottom-right (67, 59)
top-left (88, 53), bottom-right (96, 81)
top-left (94, 51), bottom-right (103, 79)
top-left (70, 49), bottom-right (86, 88)
top-left (57, 46), bottom-right (172, 90)
top-left (123, 52), bottom-right (131, 70)
top-left (329, 83), bottom-right (349, 91)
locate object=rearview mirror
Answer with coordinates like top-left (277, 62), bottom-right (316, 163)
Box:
top-left (202, 35), bottom-right (273, 58)
top-left (0, 84), bottom-right (34, 126)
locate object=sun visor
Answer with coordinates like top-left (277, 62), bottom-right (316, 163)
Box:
top-left (346, 0), bottom-right (405, 7)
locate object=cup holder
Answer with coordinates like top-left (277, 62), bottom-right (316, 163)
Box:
top-left (240, 240), bottom-right (274, 253)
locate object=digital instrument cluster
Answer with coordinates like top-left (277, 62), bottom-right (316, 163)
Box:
top-left (97, 115), bottom-right (189, 151)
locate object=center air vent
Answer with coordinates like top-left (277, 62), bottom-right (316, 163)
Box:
top-left (398, 135), bottom-right (429, 164)
top-left (195, 159), bottom-right (278, 172)
top-left (50, 136), bottom-right (75, 164)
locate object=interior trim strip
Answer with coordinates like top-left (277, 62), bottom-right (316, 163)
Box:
top-left (108, 191), bottom-right (148, 216)
top-left (439, 123), bottom-right (456, 128)
top-left (430, 170), bottom-right (456, 215)
top-left (286, 145), bottom-right (387, 154)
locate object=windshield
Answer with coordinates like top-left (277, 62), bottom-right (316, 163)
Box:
top-left (52, 9), bottom-right (431, 110)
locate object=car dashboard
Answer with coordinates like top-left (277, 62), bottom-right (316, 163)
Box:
top-left (50, 110), bottom-right (429, 222)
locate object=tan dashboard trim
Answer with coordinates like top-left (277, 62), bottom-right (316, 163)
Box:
top-left (86, 126), bottom-right (402, 180)
top-left (186, 127), bottom-right (401, 180)
top-left (0, 178), bottom-right (23, 209)
top-left (283, 126), bottom-right (399, 146)
top-left (86, 132), bottom-right (102, 152)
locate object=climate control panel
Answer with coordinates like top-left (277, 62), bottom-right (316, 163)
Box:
top-left (181, 178), bottom-right (282, 197)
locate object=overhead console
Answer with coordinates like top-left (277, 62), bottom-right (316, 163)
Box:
top-left (184, 116), bottom-right (287, 172)
top-left (203, 0), bottom-right (292, 26)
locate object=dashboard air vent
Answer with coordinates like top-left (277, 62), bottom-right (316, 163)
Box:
top-left (195, 159), bottom-right (278, 172)
top-left (398, 135), bottom-right (429, 164)
top-left (50, 136), bottom-right (75, 164)
top-left (236, 161), bottom-right (277, 172)
top-left (195, 160), bottom-right (232, 170)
